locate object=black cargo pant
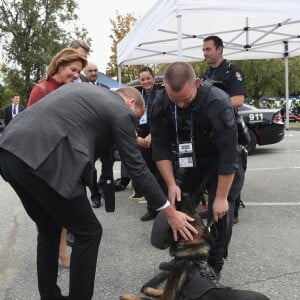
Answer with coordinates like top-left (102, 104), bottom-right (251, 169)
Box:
top-left (0, 150), bottom-right (102, 300)
top-left (151, 161), bottom-right (244, 273)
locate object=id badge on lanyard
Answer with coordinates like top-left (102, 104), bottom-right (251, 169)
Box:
top-left (139, 108), bottom-right (147, 125)
top-left (177, 141), bottom-right (196, 168)
top-left (174, 105), bottom-right (196, 168)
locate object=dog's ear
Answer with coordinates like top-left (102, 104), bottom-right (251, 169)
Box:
top-left (176, 193), bottom-right (197, 216)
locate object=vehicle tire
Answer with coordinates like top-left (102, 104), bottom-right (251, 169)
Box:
top-left (246, 129), bottom-right (257, 154)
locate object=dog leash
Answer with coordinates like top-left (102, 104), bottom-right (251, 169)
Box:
top-left (207, 219), bottom-right (218, 239)
top-left (206, 216), bottom-right (228, 259)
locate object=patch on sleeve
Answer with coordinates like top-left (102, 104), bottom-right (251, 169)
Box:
top-left (220, 108), bottom-right (235, 128)
top-left (235, 71), bottom-right (243, 81)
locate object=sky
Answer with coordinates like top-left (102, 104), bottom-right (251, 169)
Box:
top-left (76, 0), bottom-right (156, 72)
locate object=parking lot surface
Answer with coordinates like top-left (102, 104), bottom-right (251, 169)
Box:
top-left (0, 130), bottom-right (299, 299)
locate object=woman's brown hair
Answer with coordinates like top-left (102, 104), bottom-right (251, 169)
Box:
top-left (46, 48), bottom-right (87, 79)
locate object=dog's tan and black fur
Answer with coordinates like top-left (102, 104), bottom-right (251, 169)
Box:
top-left (120, 193), bottom-right (270, 300)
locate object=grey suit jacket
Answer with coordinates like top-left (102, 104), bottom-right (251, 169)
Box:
top-left (0, 83), bottom-right (167, 208)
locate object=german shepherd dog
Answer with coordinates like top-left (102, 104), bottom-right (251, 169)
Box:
top-left (120, 193), bottom-right (270, 300)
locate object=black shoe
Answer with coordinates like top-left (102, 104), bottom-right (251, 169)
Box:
top-left (208, 265), bottom-right (221, 281)
top-left (114, 177), bottom-right (130, 192)
top-left (159, 258), bottom-right (176, 271)
top-left (67, 232), bottom-right (74, 247)
top-left (199, 209), bottom-right (209, 219)
top-left (140, 211), bottom-right (157, 221)
top-left (233, 216), bottom-right (239, 224)
top-left (91, 193), bottom-right (101, 208)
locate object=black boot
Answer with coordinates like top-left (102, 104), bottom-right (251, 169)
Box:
top-left (91, 192), bottom-right (101, 208)
top-left (159, 258), bottom-right (176, 271)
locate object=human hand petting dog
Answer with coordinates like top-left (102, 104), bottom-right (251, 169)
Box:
top-left (161, 205), bottom-right (198, 241)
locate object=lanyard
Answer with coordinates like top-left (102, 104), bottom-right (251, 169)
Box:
top-left (142, 89), bottom-right (153, 109)
top-left (174, 105), bottom-right (194, 144)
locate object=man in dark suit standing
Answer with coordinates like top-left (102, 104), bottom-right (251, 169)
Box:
top-left (83, 61), bottom-right (110, 89)
top-left (4, 93), bottom-right (25, 126)
top-left (0, 84), bottom-right (197, 300)
top-left (83, 60), bottom-right (110, 208)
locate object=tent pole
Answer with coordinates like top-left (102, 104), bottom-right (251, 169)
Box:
top-left (284, 41), bottom-right (290, 168)
top-left (177, 14), bottom-right (182, 59)
top-left (118, 66), bottom-right (122, 87)
top-left (284, 42), bottom-right (289, 131)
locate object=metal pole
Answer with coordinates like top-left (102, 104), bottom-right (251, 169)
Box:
top-left (177, 14), bottom-right (182, 60)
top-left (284, 41), bottom-right (289, 130)
top-left (118, 66), bottom-right (122, 87)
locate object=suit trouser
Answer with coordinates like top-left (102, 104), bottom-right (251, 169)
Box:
top-left (0, 150), bottom-right (102, 300)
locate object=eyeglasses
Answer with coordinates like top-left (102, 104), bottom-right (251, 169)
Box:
top-left (87, 69), bottom-right (98, 73)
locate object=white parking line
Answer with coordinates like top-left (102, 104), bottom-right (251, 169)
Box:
top-left (244, 202), bottom-right (300, 206)
top-left (248, 166), bottom-right (300, 171)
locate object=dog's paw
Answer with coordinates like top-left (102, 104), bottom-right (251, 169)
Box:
top-left (120, 294), bottom-right (143, 300)
top-left (142, 286), bottom-right (164, 297)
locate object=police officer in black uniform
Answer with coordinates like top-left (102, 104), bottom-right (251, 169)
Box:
top-left (150, 62), bottom-right (244, 278)
top-left (203, 35), bottom-right (248, 224)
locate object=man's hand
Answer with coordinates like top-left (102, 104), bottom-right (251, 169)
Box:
top-left (162, 205), bottom-right (198, 241)
top-left (143, 134), bottom-right (151, 148)
top-left (167, 184), bottom-right (181, 206)
top-left (213, 196), bottom-right (229, 222)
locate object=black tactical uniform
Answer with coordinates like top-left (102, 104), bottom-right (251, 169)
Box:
top-left (150, 81), bottom-right (244, 273)
top-left (204, 59), bottom-right (247, 221)
top-left (204, 59), bottom-right (247, 97)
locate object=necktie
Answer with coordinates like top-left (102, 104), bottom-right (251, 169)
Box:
top-left (13, 104), bottom-right (16, 114)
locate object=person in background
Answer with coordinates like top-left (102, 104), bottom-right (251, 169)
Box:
top-left (68, 39), bottom-right (90, 82)
top-left (27, 47), bottom-right (87, 270)
top-left (4, 93), bottom-right (25, 126)
top-left (83, 60), bottom-right (110, 208)
top-left (115, 66), bottom-right (164, 222)
top-left (83, 61), bottom-right (110, 88)
top-left (0, 84), bottom-right (197, 300)
top-left (135, 66), bottom-right (166, 221)
top-left (202, 35), bottom-right (248, 224)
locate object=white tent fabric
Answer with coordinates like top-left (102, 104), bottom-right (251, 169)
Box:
top-left (117, 0), bottom-right (300, 66)
top-left (117, 0), bottom-right (300, 129)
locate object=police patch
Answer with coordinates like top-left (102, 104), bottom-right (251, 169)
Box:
top-left (235, 71), bottom-right (243, 81)
top-left (220, 108), bottom-right (235, 128)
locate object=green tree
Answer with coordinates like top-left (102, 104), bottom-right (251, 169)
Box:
top-left (106, 11), bottom-right (140, 83)
top-left (0, 0), bottom-right (89, 102)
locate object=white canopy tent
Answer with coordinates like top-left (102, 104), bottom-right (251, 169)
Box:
top-left (117, 0), bottom-right (300, 129)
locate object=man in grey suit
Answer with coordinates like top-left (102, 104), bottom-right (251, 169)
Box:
top-left (0, 84), bottom-right (197, 300)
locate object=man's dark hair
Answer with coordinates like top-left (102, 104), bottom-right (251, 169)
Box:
top-left (11, 93), bottom-right (20, 98)
top-left (203, 35), bottom-right (224, 49)
top-left (68, 40), bottom-right (90, 54)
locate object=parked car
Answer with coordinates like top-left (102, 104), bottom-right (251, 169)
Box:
top-left (127, 78), bottom-right (285, 154)
top-left (280, 102), bottom-right (300, 122)
top-left (0, 119), bottom-right (5, 133)
top-left (239, 104), bottom-right (285, 153)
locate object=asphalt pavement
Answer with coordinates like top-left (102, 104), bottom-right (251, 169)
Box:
top-left (0, 130), bottom-right (300, 300)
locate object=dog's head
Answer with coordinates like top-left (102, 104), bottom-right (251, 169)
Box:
top-left (169, 193), bottom-right (215, 260)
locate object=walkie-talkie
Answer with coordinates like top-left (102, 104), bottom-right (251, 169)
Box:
top-left (101, 149), bottom-right (115, 212)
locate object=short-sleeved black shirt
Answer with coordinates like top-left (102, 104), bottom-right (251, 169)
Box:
top-left (151, 82), bottom-right (240, 175)
top-left (204, 59), bottom-right (247, 97)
